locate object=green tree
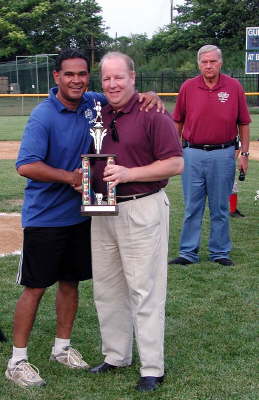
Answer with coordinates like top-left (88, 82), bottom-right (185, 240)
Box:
top-left (0, 0), bottom-right (108, 61)
top-left (175, 0), bottom-right (258, 50)
top-left (0, 0), bottom-right (49, 58)
top-left (145, 0), bottom-right (258, 72)
top-left (109, 34), bottom-right (149, 68)
top-left (111, 36), bottom-right (132, 53)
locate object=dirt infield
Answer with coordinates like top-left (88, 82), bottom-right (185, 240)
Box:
top-left (0, 140), bottom-right (258, 256)
top-left (0, 213), bottom-right (22, 257)
top-left (0, 141), bottom-right (20, 159)
top-left (0, 140), bottom-right (258, 161)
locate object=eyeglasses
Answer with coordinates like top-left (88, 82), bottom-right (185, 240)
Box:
top-left (109, 117), bottom-right (119, 142)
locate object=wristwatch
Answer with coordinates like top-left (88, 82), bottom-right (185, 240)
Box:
top-left (240, 151), bottom-right (249, 157)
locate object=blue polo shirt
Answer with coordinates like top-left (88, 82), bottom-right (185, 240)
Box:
top-left (16, 87), bottom-right (107, 227)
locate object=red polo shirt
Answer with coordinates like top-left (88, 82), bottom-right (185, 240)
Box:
top-left (92, 92), bottom-right (182, 196)
top-left (173, 74), bottom-right (251, 144)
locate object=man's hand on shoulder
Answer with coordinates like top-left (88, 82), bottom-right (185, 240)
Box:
top-left (138, 92), bottom-right (165, 113)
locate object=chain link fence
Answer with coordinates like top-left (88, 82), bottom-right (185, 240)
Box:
top-left (0, 56), bottom-right (258, 115)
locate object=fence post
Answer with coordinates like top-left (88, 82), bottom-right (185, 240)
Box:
top-left (161, 73), bottom-right (164, 92)
top-left (21, 96), bottom-right (24, 115)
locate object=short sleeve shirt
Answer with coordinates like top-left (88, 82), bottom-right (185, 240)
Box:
top-left (173, 74), bottom-right (251, 144)
top-left (16, 87), bottom-right (107, 227)
top-left (93, 92), bottom-right (182, 196)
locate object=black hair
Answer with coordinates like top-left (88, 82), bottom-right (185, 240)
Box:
top-left (54, 48), bottom-right (90, 72)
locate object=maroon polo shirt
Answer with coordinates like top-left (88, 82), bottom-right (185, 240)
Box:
top-left (173, 74), bottom-right (251, 144)
top-left (92, 92), bottom-right (182, 196)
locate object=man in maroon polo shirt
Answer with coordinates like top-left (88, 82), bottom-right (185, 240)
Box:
top-left (88, 51), bottom-right (183, 392)
top-left (169, 44), bottom-right (251, 267)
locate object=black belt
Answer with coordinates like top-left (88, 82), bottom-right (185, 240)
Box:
top-left (182, 139), bottom-right (235, 151)
top-left (116, 189), bottom-right (160, 203)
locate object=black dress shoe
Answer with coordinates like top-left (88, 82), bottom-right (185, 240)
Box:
top-left (214, 258), bottom-right (234, 266)
top-left (230, 209), bottom-right (245, 218)
top-left (168, 256), bottom-right (193, 265)
top-left (136, 376), bottom-right (164, 392)
top-left (89, 362), bottom-right (118, 373)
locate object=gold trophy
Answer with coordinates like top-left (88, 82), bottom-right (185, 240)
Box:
top-left (81, 101), bottom-right (119, 216)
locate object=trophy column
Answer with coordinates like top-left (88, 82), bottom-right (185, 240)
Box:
top-left (106, 156), bottom-right (117, 206)
top-left (81, 156), bottom-right (91, 207)
top-left (81, 154), bottom-right (119, 216)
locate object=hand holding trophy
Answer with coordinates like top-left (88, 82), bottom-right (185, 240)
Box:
top-left (81, 101), bottom-right (119, 215)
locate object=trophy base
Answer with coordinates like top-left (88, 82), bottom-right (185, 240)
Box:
top-left (81, 205), bottom-right (119, 216)
top-left (81, 154), bottom-right (117, 158)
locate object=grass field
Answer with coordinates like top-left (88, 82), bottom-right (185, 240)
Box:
top-left (0, 160), bottom-right (258, 399)
top-left (250, 113), bottom-right (259, 141)
top-left (0, 97), bottom-right (45, 117)
top-left (0, 160), bottom-right (24, 212)
top-left (0, 116), bottom-right (28, 141)
top-left (0, 108), bottom-right (259, 141)
top-left (0, 111), bottom-right (258, 399)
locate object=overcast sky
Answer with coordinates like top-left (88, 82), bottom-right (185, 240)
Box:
top-left (96, 0), bottom-right (184, 38)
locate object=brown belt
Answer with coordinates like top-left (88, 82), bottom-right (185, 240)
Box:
top-left (116, 189), bottom-right (160, 203)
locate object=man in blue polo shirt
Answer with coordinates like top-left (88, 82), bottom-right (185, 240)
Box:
top-left (5, 48), bottom-right (162, 388)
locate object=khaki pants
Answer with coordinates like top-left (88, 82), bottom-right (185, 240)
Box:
top-left (91, 190), bottom-right (170, 377)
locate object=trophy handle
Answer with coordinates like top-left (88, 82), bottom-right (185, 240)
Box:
top-left (82, 156), bottom-right (91, 206)
top-left (106, 156), bottom-right (116, 206)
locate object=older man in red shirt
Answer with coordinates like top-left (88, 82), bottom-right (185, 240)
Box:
top-left (169, 44), bottom-right (250, 267)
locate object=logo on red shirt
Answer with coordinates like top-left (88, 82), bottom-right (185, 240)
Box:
top-left (218, 92), bottom-right (229, 103)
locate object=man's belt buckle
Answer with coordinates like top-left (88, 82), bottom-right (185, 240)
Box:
top-left (203, 144), bottom-right (211, 150)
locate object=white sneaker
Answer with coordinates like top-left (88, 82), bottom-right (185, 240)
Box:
top-left (5, 359), bottom-right (46, 388)
top-left (50, 346), bottom-right (89, 369)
